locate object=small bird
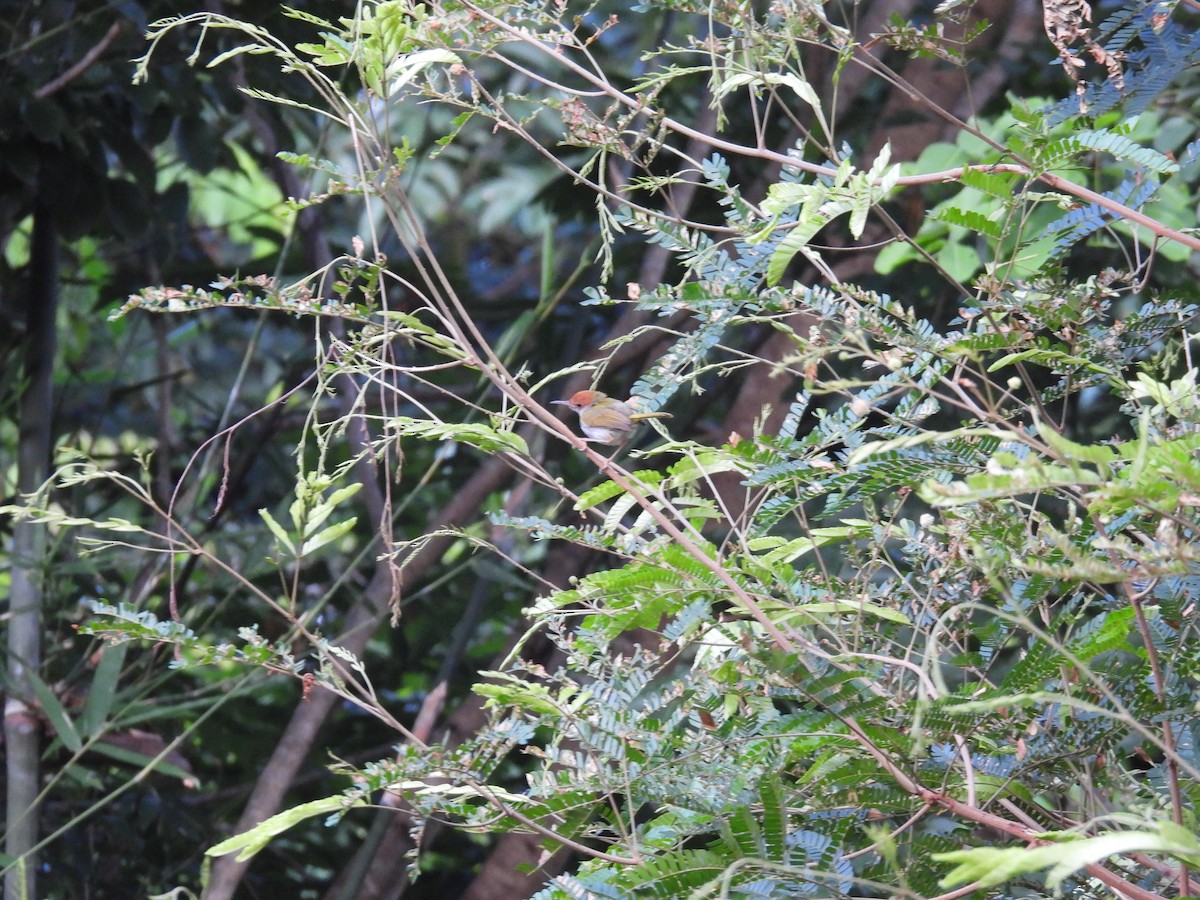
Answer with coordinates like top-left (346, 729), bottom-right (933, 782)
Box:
top-left (552, 390), bottom-right (672, 445)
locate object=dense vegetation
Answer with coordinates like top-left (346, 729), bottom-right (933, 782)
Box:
top-left (5, 1), bottom-right (1200, 898)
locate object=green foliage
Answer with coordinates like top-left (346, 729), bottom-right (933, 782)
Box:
top-left (260, 473), bottom-right (361, 559)
top-left (206, 796), bottom-right (356, 863)
top-left (935, 823), bottom-right (1200, 893)
top-left (878, 103), bottom-right (1200, 282)
top-left (756, 144), bottom-right (902, 285)
top-left (14, 0), bottom-right (1200, 897)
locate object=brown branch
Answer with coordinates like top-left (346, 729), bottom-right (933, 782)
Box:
top-left (1088, 512), bottom-right (1194, 895)
top-left (330, 543), bottom-right (588, 900)
top-left (205, 451), bottom-right (515, 900)
top-left (205, 87), bottom-right (451, 899)
top-left (34, 20), bottom-right (124, 99)
top-left (461, 1), bottom-right (1200, 256)
top-left (843, 717), bottom-right (1170, 900)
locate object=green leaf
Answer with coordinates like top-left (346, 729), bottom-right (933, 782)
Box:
top-left (79, 643), bottom-right (127, 738)
top-left (784, 599), bottom-right (911, 625)
top-left (387, 780), bottom-right (534, 806)
top-left (934, 842), bottom-right (1076, 890)
top-left (29, 670), bottom-right (82, 753)
top-left (300, 483), bottom-right (362, 538)
top-left (324, 482), bottom-right (364, 511)
top-left (718, 72), bottom-right (829, 139)
top-left (1071, 130), bottom-right (1179, 174)
top-left (1035, 419), bottom-right (1119, 469)
top-left (752, 527), bottom-right (852, 566)
top-left (87, 739), bottom-right (197, 784)
top-left (919, 455), bottom-right (1101, 507)
top-left (767, 224), bottom-right (821, 286)
top-left (933, 205), bottom-right (1002, 239)
top-left (207, 796), bottom-right (352, 861)
top-left (473, 671), bottom-right (583, 717)
top-left (958, 166), bottom-right (1017, 198)
top-left (760, 182), bottom-right (817, 217)
top-left (387, 48), bottom-right (461, 94)
top-left (937, 691), bottom-right (1111, 718)
top-left (295, 38), bottom-right (352, 66)
top-left (934, 239), bottom-right (981, 282)
top-left (846, 426), bottom-right (1007, 466)
top-left (388, 417), bottom-right (529, 455)
top-left (207, 44), bottom-right (278, 68)
top-left (988, 348), bottom-right (1117, 377)
top-left (259, 507), bottom-right (295, 555)
top-left (299, 517), bottom-right (357, 555)
top-left (238, 88), bottom-right (337, 122)
top-left (663, 452), bottom-right (750, 485)
top-left (575, 471), bottom-right (665, 512)
top-left (935, 827), bottom-right (1200, 892)
top-left (874, 239), bottom-right (920, 274)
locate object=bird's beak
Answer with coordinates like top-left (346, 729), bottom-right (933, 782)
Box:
top-left (550, 399), bottom-right (569, 406)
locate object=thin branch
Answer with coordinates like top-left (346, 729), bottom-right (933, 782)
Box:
top-left (460, 1), bottom-right (1200, 255)
top-left (34, 20), bottom-right (123, 98)
top-left (1089, 509), bottom-right (1194, 895)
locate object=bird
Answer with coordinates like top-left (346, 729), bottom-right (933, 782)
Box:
top-left (552, 390), bottom-right (671, 445)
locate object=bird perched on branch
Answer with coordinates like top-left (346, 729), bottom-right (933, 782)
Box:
top-left (552, 390), bottom-right (672, 445)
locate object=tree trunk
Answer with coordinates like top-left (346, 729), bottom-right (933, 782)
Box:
top-left (5, 175), bottom-right (57, 900)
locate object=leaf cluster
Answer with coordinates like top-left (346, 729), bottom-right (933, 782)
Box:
top-left (36, 1), bottom-right (1200, 898)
